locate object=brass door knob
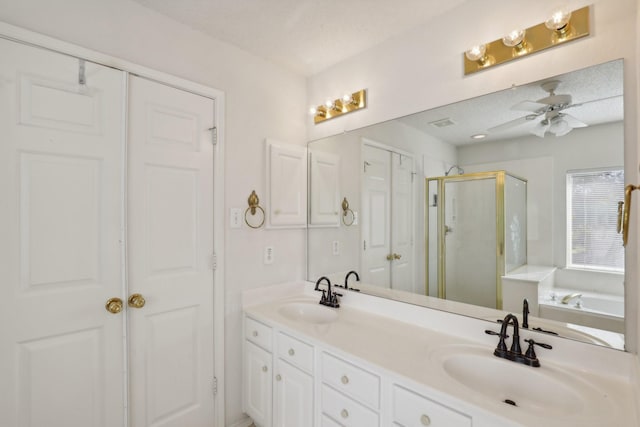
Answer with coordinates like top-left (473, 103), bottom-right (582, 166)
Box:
top-left (106, 297), bottom-right (123, 314)
top-left (393, 253), bottom-right (402, 260)
top-left (386, 254), bottom-right (394, 261)
top-left (128, 293), bottom-right (146, 309)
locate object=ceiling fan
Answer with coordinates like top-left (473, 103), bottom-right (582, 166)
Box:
top-left (488, 80), bottom-right (597, 138)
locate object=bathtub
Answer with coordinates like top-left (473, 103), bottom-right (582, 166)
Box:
top-left (538, 290), bottom-right (624, 334)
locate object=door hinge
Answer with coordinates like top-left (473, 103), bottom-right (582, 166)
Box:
top-left (212, 376), bottom-right (218, 396)
top-left (210, 253), bottom-right (218, 270)
top-left (363, 240), bottom-right (367, 251)
top-left (209, 126), bottom-right (218, 145)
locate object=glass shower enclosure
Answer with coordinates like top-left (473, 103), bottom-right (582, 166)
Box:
top-left (426, 171), bottom-right (527, 309)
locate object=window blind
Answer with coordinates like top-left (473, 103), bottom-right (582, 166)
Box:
top-left (568, 169), bottom-right (624, 272)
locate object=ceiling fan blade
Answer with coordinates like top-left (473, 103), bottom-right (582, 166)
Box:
top-left (536, 94), bottom-right (572, 106)
top-left (530, 121), bottom-right (549, 138)
top-left (565, 94), bottom-right (623, 109)
top-left (488, 115), bottom-right (538, 133)
top-left (511, 101), bottom-right (547, 112)
top-left (562, 113), bottom-right (588, 128)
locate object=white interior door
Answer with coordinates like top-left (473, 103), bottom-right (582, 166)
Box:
top-left (361, 144), bottom-right (391, 287)
top-left (128, 76), bottom-right (216, 426)
top-left (0, 39), bottom-right (126, 426)
top-left (391, 153), bottom-right (415, 292)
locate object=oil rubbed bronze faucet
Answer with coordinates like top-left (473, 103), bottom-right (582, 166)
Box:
top-left (486, 313), bottom-right (552, 368)
top-left (314, 276), bottom-right (342, 308)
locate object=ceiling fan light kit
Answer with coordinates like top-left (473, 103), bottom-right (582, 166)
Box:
top-left (464, 5), bottom-right (589, 75)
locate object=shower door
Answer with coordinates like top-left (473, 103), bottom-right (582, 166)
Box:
top-left (443, 177), bottom-right (498, 308)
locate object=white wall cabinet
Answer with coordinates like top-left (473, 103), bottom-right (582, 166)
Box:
top-left (243, 313), bottom-right (486, 427)
top-left (309, 151), bottom-right (341, 226)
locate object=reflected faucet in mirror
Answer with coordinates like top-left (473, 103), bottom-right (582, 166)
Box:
top-left (343, 270), bottom-right (361, 292)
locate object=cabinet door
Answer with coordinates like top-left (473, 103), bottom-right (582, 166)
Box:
top-left (266, 139), bottom-right (307, 228)
top-left (273, 359), bottom-right (314, 427)
top-left (244, 341), bottom-right (273, 427)
top-left (309, 151), bottom-right (340, 226)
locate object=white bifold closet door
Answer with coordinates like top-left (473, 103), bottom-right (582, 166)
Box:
top-left (0, 37), bottom-right (215, 427)
top-left (128, 75), bottom-right (215, 427)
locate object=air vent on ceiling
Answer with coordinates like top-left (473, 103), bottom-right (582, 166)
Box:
top-left (429, 118), bottom-right (456, 128)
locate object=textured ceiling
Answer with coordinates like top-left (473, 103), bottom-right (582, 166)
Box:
top-left (131, 0), bottom-right (466, 75)
top-left (397, 60), bottom-right (624, 145)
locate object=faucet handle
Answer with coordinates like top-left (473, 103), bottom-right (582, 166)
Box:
top-left (524, 338), bottom-right (552, 365)
top-left (485, 329), bottom-right (509, 339)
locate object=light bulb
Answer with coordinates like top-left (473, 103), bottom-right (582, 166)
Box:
top-left (325, 99), bottom-right (335, 109)
top-left (309, 106), bottom-right (317, 115)
top-left (549, 116), bottom-right (571, 136)
top-left (465, 44), bottom-right (487, 62)
top-left (545, 8), bottom-right (572, 32)
top-left (502, 29), bottom-right (526, 47)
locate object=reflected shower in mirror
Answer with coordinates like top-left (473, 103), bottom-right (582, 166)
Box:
top-left (307, 59), bottom-right (625, 350)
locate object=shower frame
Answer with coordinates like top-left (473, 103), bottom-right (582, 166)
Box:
top-left (425, 170), bottom-right (527, 309)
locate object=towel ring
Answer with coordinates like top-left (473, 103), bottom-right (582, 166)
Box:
top-left (245, 190), bottom-right (265, 229)
top-left (342, 197), bottom-right (355, 226)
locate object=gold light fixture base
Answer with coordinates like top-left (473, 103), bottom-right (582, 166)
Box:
top-left (464, 6), bottom-right (590, 75)
top-left (313, 89), bottom-right (367, 124)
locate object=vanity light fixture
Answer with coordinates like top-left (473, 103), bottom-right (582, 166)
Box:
top-left (464, 5), bottom-right (589, 75)
top-left (310, 89), bottom-right (367, 124)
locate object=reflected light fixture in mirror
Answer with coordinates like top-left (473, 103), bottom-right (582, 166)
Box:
top-left (463, 5), bottom-right (590, 75)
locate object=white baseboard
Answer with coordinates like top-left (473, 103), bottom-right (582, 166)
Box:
top-left (227, 415), bottom-right (253, 427)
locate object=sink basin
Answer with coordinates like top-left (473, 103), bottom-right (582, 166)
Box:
top-left (278, 302), bottom-right (338, 324)
top-left (430, 345), bottom-right (608, 417)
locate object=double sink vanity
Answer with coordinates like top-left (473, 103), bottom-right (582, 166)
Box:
top-left (242, 281), bottom-right (638, 427)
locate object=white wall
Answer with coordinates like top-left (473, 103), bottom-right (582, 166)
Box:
top-left (306, 0), bottom-right (639, 353)
top-left (0, 1), bottom-right (306, 424)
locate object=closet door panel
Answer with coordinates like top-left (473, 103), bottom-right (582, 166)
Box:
top-left (0, 38), bottom-right (126, 427)
top-left (128, 75), bottom-right (215, 427)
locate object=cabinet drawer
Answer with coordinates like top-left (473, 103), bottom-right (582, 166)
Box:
top-left (321, 352), bottom-right (380, 410)
top-left (321, 414), bottom-right (343, 427)
top-left (393, 385), bottom-right (471, 427)
top-left (322, 385), bottom-right (379, 427)
top-left (245, 316), bottom-right (273, 351)
top-left (277, 332), bottom-right (314, 374)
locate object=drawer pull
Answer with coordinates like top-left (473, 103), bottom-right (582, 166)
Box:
top-left (341, 375), bottom-right (349, 385)
top-left (252, 330), bottom-right (258, 337)
top-left (262, 366), bottom-right (268, 373)
top-left (421, 414), bottom-right (431, 426)
top-left (276, 374), bottom-right (282, 381)
top-left (340, 409), bottom-right (349, 419)
top-left (288, 348), bottom-right (295, 356)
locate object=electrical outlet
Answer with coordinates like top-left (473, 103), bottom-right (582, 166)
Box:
top-left (264, 246), bottom-right (274, 264)
top-left (230, 208), bottom-right (242, 228)
top-left (332, 240), bottom-right (340, 255)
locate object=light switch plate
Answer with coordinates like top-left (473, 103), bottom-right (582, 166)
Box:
top-left (230, 208), bottom-right (242, 228)
top-left (264, 246), bottom-right (274, 264)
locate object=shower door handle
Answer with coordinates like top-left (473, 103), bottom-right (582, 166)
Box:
top-left (622, 184), bottom-right (640, 246)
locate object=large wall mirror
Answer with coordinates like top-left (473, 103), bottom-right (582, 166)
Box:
top-left (307, 59), bottom-right (625, 350)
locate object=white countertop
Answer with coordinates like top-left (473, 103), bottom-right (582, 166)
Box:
top-left (244, 281), bottom-right (639, 427)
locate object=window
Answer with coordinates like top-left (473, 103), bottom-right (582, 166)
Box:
top-left (567, 169), bottom-right (624, 272)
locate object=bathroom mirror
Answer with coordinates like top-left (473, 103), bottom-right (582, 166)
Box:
top-left (307, 59), bottom-right (625, 350)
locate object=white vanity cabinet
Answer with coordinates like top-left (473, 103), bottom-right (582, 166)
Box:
top-left (243, 316), bottom-right (315, 427)
top-left (243, 313), bottom-right (493, 427)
